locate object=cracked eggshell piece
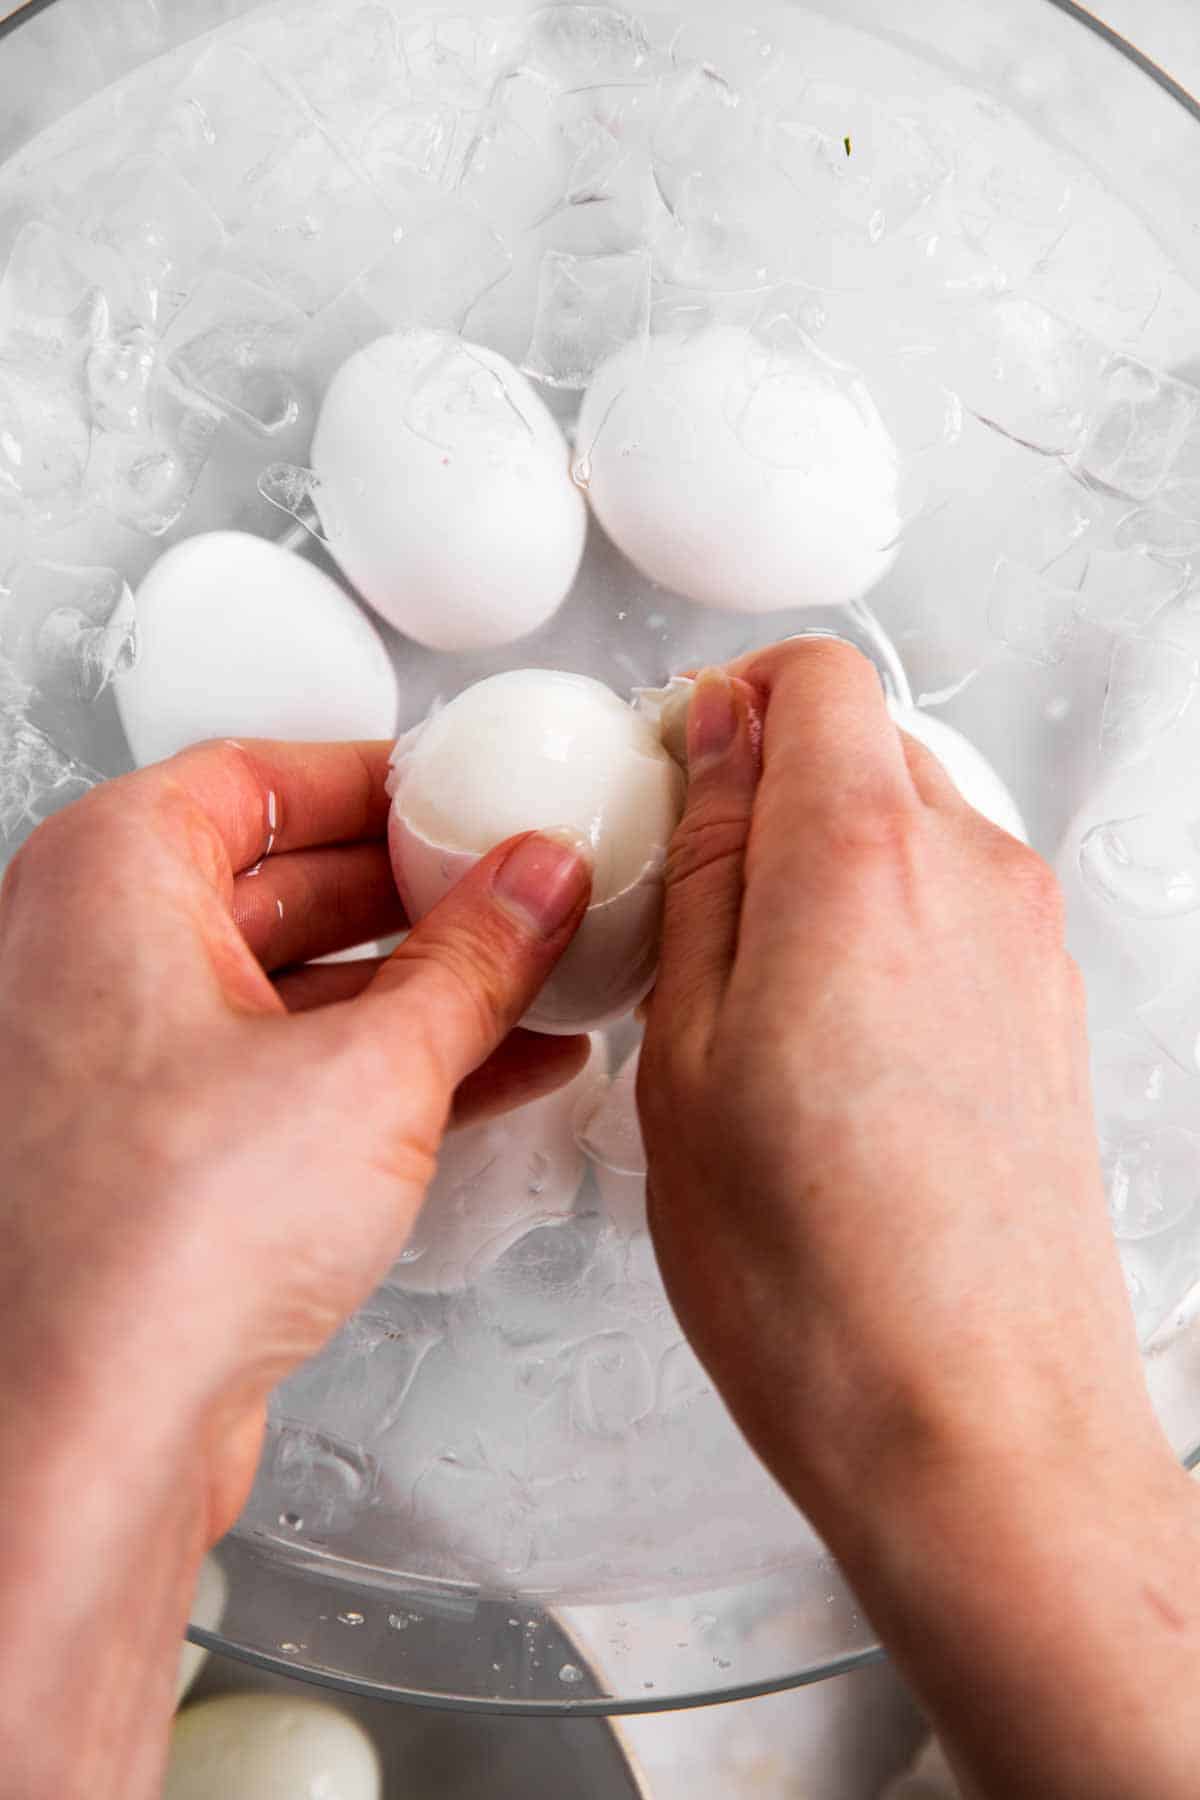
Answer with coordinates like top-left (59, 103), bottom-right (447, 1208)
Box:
top-left (388, 1036), bottom-right (609, 1294)
top-left (311, 330), bottom-right (587, 652)
top-left (889, 701), bottom-right (1028, 842)
top-left (115, 532), bottom-right (399, 766)
top-left (577, 325), bottom-right (902, 613)
top-left (165, 1695), bottom-right (381, 1800)
top-left (387, 670), bottom-right (687, 1034)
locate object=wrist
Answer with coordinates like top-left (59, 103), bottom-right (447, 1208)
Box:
top-left (0, 1350), bottom-right (210, 1799)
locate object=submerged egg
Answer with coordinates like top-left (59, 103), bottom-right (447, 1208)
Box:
top-left (311, 330), bottom-right (587, 652)
top-left (577, 325), bottom-right (902, 613)
top-left (115, 532), bottom-right (399, 767)
top-left (890, 702), bottom-right (1028, 841)
top-left (389, 1036), bottom-right (608, 1294)
top-left (387, 670), bottom-right (686, 1034)
top-left (165, 1695), bottom-right (380, 1800)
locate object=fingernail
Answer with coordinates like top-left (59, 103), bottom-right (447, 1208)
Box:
top-left (688, 668), bottom-right (737, 772)
top-left (493, 830), bottom-right (593, 938)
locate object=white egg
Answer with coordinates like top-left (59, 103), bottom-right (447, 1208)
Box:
top-left (116, 532), bottom-right (399, 767)
top-left (577, 1042), bottom-right (649, 1237)
top-left (389, 1035), bottom-right (608, 1293)
top-left (387, 670), bottom-right (686, 1034)
top-left (165, 1695), bottom-right (381, 1800)
top-left (889, 702), bottom-right (1028, 842)
top-left (311, 330), bottom-right (587, 651)
top-left (577, 325), bottom-right (902, 613)
top-left (174, 1554), bottom-right (228, 1705)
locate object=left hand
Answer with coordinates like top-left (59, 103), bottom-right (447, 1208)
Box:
top-left (0, 737), bottom-right (591, 1545)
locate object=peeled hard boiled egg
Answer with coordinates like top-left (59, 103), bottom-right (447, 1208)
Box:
top-left (311, 330), bottom-right (587, 651)
top-left (387, 670), bottom-right (686, 1034)
top-left (577, 325), bottom-right (902, 613)
top-left (889, 702), bottom-right (1027, 842)
top-left (165, 1695), bottom-right (380, 1800)
top-left (115, 532), bottom-right (399, 766)
top-left (389, 1035), bottom-right (608, 1293)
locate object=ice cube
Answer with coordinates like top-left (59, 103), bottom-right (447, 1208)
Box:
top-left (1102, 1126), bottom-right (1200, 1242)
top-left (357, 101), bottom-right (464, 196)
top-left (526, 3), bottom-right (658, 90)
top-left (0, 359), bottom-right (91, 530)
top-left (0, 656), bottom-right (98, 852)
top-left (225, 132), bottom-right (397, 317)
top-left (13, 563), bottom-right (138, 703)
top-left (400, 12), bottom-right (517, 109)
top-left (87, 384), bottom-right (220, 538)
top-left (1079, 813), bottom-right (1200, 919)
top-left (667, 18), bottom-right (791, 106)
top-left (1100, 633), bottom-right (1200, 763)
top-left (164, 273), bottom-right (307, 435)
top-left (248, 1417), bottom-right (379, 1539)
top-left (1114, 483), bottom-right (1200, 562)
top-left (89, 162), bottom-right (225, 328)
top-left (577, 1044), bottom-right (646, 1177)
top-left (276, 1303), bottom-right (444, 1445)
top-left (653, 63), bottom-right (757, 213)
top-left (456, 111), bottom-right (565, 238)
top-left (354, 203), bottom-right (512, 334)
top-left (157, 43), bottom-right (316, 230)
top-left (86, 329), bottom-right (157, 434)
top-left (951, 297), bottom-right (1107, 456)
top-left (285, 1), bottom-right (407, 151)
top-left (544, 114), bottom-right (659, 255)
top-left (1090, 1030), bottom-right (1168, 1129)
top-left (987, 555), bottom-right (1080, 666)
top-left (523, 247), bottom-right (650, 388)
top-left (1073, 358), bottom-right (1198, 501)
top-left (1074, 547), bottom-right (1189, 633)
top-left (0, 221), bottom-right (132, 364)
top-left (570, 1331), bottom-right (654, 1437)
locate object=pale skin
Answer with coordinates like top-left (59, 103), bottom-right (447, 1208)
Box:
top-left (0, 637), bottom-right (1197, 1797)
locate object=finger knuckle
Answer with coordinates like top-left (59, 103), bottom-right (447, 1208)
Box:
top-left (995, 839), bottom-right (1064, 937)
top-left (665, 812), bottom-right (748, 892)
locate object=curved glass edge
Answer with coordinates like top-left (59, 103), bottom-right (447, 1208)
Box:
top-left (183, 1619), bottom-right (888, 1718)
top-left (1045, 0), bottom-right (1200, 115)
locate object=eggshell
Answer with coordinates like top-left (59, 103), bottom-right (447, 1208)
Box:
top-left (387, 670), bottom-right (686, 1034)
top-left (174, 1554), bottom-right (227, 1705)
top-left (889, 702), bottom-right (1028, 841)
top-left (115, 532), bottom-right (399, 766)
top-left (311, 330), bottom-right (587, 651)
top-left (577, 325), bottom-right (902, 612)
top-left (388, 1035), bottom-right (608, 1293)
top-left (165, 1695), bottom-right (380, 1800)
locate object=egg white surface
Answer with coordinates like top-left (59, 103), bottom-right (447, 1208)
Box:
top-left (577, 325), bottom-right (902, 613)
top-left (388, 670), bottom-right (686, 1034)
top-left (116, 532), bottom-right (399, 767)
top-left (312, 330), bottom-right (586, 652)
top-left (164, 1694), bottom-right (381, 1800)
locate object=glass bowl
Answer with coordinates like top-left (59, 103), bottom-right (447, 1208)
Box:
top-left (3, 0), bottom-right (1200, 1717)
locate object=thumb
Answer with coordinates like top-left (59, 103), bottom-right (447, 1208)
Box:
top-left (349, 829), bottom-right (592, 1095)
top-left (650, 669), bottom-right (762, 1044)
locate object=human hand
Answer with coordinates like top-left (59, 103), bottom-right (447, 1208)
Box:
top-left (0, 739), bottom-right (591, 1545)
top-left (640, 639), bottom-right (1200, 1799)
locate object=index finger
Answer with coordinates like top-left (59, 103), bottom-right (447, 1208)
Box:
top-left (124, 737), bottom-right (394, 880)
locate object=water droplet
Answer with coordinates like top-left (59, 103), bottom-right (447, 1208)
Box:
top-left (558, 1662), bottom-right (584, 1684)
top-left (279, 1641), bottom-right (303, 1655)
top-left (337, 1610), bottom-right (365, 1628)
top-left (277, 1510), bottom-right (304, 1532)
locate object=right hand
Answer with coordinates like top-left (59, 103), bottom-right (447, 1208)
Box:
top-left (640, 638), bottom-right (1176, 1540)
